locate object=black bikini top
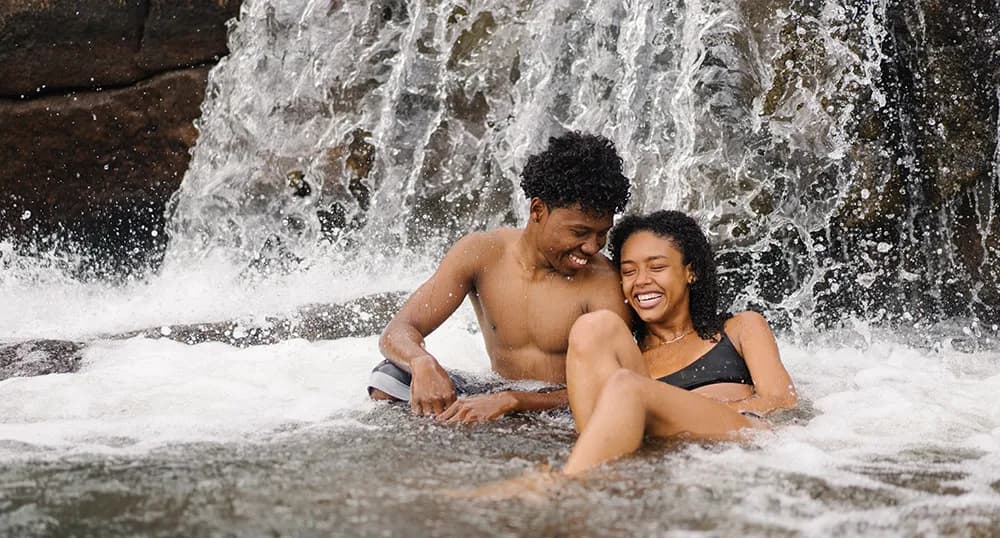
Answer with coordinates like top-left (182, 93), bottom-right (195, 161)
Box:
top-left (656, 332), bottom-right (753, 390)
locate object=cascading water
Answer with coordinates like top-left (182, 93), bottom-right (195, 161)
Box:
top-left (2, 1), bottom-right (998, 535)
top-left (164, 0), bottom-right (997, 330)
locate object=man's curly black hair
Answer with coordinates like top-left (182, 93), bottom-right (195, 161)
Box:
top-left (609, 210), bottom-right (731, 342)
top-left (520, 131), bottom-right (630, 215)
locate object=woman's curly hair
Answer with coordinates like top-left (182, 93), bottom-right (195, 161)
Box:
top-left (609, 210), bottom-right (730, 342)
top-left (520, 131), bottom-right (630, 215)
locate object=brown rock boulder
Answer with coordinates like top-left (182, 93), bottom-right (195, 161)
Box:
top-left (0, 67), bottom-right (210, 261)
top-left (0, 1), bottom-right (241, 269)
top-left (0, 0), bottom-right (240, 97)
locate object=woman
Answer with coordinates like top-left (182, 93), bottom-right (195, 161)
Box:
top-left (562, 210), bottom-right (797, 474)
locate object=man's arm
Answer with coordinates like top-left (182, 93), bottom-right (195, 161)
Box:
top-left (378, 232), bottom-right (494, 416)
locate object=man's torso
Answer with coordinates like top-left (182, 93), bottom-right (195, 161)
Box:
top-left (467, 229), bottom-right (621, 383)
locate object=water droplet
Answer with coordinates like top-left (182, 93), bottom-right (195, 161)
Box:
top-left (20, 210), bottom-right (31, 221)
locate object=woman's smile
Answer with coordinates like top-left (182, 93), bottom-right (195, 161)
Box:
top-left (633, 291), bottom-right (664, 309)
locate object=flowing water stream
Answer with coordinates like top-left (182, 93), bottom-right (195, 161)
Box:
top-left (2, 0), bottom-right (999, 535)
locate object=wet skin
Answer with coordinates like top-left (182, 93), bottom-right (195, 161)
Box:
top-left (377, 199), bottom-right (632, 423)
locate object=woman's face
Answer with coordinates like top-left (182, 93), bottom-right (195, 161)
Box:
top-left (619, 231), bottom-right (694, 324)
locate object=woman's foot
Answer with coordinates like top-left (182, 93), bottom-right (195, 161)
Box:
top-left (444, 465), bottom-right (561, 503)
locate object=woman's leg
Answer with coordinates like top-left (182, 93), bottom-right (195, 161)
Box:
top-left (563, 369), bottom-right (754, 475)
top-left (565, 310), bottom-right (648, 432)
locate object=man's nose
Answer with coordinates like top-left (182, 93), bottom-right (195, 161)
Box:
top-left (581, 235), bottom-right (599, 255)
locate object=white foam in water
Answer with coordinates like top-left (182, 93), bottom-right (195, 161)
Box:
top-left (0, 249), bottom-right (430, 340)
top-left (0, 274), bottom-right (491, 458)
top-left (3, 262), bottom-right (998, 471)
top-left (663, 339), bottom-right (1000, 532)
top-left (1, 253), bottom-right (999, 538)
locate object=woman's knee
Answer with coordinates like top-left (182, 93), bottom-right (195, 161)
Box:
top-left (568, 310), bottom-right (629, 355)
top-left (600, 368), bottom-right (644, 399)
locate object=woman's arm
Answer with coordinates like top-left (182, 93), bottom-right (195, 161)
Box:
top-left (725, 311), bottom-right (797, 414)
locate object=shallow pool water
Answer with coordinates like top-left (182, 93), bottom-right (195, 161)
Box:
top-left (1, 263), bottom-right (998, 536)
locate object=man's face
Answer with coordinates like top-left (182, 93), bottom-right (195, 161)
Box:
top-left (534, 203), bottom-right (613, 276)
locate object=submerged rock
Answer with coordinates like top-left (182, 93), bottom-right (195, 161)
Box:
top-left (0, 340), bottom-right (85, 379)
top-left (116, 291), bottom-right (407, 346)
top-left (0, 291), bottom-right (407, 382)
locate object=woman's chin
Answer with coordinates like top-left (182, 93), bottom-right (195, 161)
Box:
top-left (636, 310), bottom-right (665, 324)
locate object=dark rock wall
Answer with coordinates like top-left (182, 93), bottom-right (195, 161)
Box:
top-left (885, 0), bottom-right (999, 321)
top-left (0, 1), bottom-right (241, 270)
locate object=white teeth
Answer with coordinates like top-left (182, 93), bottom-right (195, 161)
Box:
top-left (636, 292), bottom-right (662, 301)
top-left (569, 255), bottom-right (588, 266)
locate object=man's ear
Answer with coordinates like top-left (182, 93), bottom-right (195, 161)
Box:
top-left (529, 198), bottom-right (549, 223)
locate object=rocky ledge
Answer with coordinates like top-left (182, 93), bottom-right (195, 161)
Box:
top-left (0, 1), bottom-right (241, 269)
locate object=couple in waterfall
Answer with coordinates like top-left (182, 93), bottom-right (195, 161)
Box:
top-left (367, 131), bottom-right (796, 474)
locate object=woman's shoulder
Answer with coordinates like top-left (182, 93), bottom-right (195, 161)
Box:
top-left (722, 311), bottom-right (772, 343)
top-left (725, 310), bottom-right (769, 327)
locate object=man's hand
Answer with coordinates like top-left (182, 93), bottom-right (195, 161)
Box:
top-left (438, 392), bottom-right (519, 424)
top-left (409, 355), bottom-right (456, 416)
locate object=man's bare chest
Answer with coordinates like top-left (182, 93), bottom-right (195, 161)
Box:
top-left (472, 272), bottom-right (587, 349)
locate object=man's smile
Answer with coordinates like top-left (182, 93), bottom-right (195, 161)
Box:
top-left (568, 254), bottom-right (589, 267)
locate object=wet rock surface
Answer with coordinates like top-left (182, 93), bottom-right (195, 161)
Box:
top-left (0, 291), bottom-right (406, 382)
top-left (0, 340), bottom-right (85, 379)
top-left (0, 68), bottom-right (211, 266)
top-left (0, 1), bottom-right (241, 270)
top-left (0, 1), bottom-right (240, 97)
top-left (115, 290), bottom-right (407, 346)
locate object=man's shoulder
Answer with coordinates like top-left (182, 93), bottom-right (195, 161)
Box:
top-left (577, 253), bottom-right (630, 319)
top-left (581, 253), bottom-right (620, 283)
top-left (453, 228), bottom-right (516, 252)
top-left (444, 229), bottom-right (515, 274)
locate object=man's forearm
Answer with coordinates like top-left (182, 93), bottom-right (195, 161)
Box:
top-left (379, 323), bottom-right (437, 373)
top-left (508, 389), bottom-right (568, 412)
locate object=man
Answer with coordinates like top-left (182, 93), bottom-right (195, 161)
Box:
top-left (368, 131), bottom-right (633, 423)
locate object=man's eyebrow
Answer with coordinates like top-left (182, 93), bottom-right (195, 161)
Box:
top-left (569, 224), bottom-right (612, 232)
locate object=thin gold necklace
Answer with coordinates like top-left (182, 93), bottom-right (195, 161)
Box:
top-left (654, 329), bottom-right (694, 347)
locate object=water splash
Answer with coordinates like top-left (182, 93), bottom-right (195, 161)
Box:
top-left (160, 0), bottom-right (997, 331)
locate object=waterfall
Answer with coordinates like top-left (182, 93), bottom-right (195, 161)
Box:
top-left (163, 0), bottom-right (1000, 329)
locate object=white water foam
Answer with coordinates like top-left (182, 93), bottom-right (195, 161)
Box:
top-left (0, 287), bottom-right (490, 459)
top-left (0, 249), bottom-right (429, 341)
top-left (1, 248), bottom-right (998, 538)
top-left (3, 273), bottom-right (997, 471)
